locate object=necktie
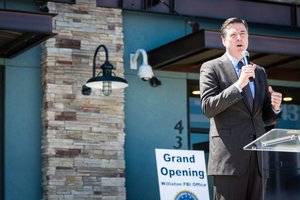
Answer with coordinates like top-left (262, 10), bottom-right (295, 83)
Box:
top-left (237, 61), bottom-right (253, 111)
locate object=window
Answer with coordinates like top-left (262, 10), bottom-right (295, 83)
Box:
top-left (187, 80), bottom-right (209, 151)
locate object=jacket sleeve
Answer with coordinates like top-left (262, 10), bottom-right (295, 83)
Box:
top-left (262, 71), bottom-right (282, 126)
top-left (199, 61), bottom-right (243, 118)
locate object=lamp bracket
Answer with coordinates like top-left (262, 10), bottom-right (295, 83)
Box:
top-left (130, 53), bottom-right (137, 70)
top-left (130, 49), bottom-right (149, 70)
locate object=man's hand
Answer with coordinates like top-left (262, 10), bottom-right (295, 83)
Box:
top-left (268, 86), bottom-right (282, 112)
top-left (236, 64), bottom-right (256, 89)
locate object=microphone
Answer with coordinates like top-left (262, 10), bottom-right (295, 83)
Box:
top-left (241, 50), bottom-right (254, 80)
top-left (242, 50), bottom-right (250, 65)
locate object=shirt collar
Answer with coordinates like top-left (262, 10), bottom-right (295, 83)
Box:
top-left (225, 52), bottom-right (240, 67)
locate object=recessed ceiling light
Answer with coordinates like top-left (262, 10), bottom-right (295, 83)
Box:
top-left (192, 90), bottom-right (200, 95)
top-left (283, 97), bottom-right (293, 102)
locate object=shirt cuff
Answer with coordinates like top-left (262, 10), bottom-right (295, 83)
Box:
top-left (272, 107), bottom-right (282, 114)
top-left (234, 82), bottom-right (242, 93)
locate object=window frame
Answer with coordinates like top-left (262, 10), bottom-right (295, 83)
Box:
top-left (0, 66), bottom-right (4, 200)
top-left (187, 80), bottom-right (209, 150)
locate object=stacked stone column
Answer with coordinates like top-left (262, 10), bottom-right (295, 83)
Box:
top-left (41, 1), bottom-right (126, 199)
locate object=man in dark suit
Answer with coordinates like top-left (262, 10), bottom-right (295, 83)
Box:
top-left (199, 17), bottom-right (282, 200)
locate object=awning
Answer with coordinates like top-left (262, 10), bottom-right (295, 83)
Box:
top-left (0, 9), bottom-right (56, 58)
top-left (147, 29), bottom-right (300, 82)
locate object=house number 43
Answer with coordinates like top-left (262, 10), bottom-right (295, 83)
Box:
top-left (173, 120), bottom-right (184, 149)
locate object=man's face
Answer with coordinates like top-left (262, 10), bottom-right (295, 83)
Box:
top-left (222, 23), bottom-right (248, 60)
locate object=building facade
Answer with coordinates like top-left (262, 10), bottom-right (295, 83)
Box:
top-left (1, 0), bottom-right (300, 200)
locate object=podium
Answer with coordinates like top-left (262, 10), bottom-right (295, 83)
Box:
top-left (244, 128), bottom-right (300, 152)
top-left (244, 128), bottom-right (300, 200)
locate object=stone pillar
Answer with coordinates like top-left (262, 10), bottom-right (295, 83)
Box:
top-left (41, 1), bottom-right (126, 199)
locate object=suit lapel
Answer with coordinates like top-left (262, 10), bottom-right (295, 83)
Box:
top-left (220, 54), bottom-right (238, 84)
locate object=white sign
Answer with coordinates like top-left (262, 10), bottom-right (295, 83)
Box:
top-left (155, 149), bottom-right (210, 200)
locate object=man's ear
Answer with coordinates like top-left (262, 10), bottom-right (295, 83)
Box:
top-left (221, 37), bottom-right (226, 47)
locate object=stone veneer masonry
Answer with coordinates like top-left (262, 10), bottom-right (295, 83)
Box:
top-left (41, 1), bottom-right (126, 199)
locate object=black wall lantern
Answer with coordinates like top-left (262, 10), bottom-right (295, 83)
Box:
top-left (82, 45), bottom-right (128, 96)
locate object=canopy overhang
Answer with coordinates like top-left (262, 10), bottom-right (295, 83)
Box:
top-left (147, 29), bottom-right (300, 82)
top-left (0, 9), bottom-right (56, 58)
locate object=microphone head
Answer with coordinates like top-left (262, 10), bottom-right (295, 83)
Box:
top-left (242, 50), bottom-right (249, 58)
top-left (242, 51), bottom-right (250, 65)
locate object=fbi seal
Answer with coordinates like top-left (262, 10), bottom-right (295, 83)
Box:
top-left (175, 191), bottom-right (198, 200)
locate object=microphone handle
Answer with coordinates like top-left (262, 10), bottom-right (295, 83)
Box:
top-left (243, 56), bottom-right (250, 65)
top-left (243, 56), bottom-right (254, 81)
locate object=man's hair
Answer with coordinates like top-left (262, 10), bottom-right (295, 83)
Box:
top-left (220, 17), bottom-right (248, 38)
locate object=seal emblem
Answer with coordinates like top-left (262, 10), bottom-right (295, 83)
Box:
top-left (174, 191), bottom-right (198, 200)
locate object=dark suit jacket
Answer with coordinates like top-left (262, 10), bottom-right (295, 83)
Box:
top-left (199, 54), bottom-right (280, 176)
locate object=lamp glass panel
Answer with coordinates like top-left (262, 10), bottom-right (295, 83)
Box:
top-left (86, 81), bottom-right (128, 89)
top-left (102, 81), bottom-right (112, 96)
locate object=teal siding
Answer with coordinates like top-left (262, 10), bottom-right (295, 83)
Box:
top-left (1, 1), bottom-right (42, 199)
top-left (4, 47), bottom-right (42, 200)
top-left (123, 11), bottom-right (191, 199)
